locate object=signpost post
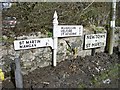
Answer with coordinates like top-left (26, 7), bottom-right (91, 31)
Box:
top-left (91, 31), bottom-right (96, 56)
top-left (14, 52), bottom-right (23, 88)
top-left (53, 11), bottom-right (83, 66)
top-left (53, 11), bottom-right (58, 67)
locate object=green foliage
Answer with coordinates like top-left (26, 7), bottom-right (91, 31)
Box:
top-left (47, 31), bottom-right (52, 37)
top-left (66, 46), bottom-right (72, 53)
top-left (95, 27), bottom-right (106, 32)
top-left (2, 2), bottom-right (113, 36)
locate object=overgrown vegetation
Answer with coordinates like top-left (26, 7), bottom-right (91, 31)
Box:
top-left (91, 63), bottom-right (119, 87)
top-left (78, 63), bottom-right (119, 88)
top-left (2, 2), bottom-right (120, 36)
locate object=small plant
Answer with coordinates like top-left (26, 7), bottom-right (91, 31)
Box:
top-left (66, 47), bottom-right (71, 56)
top-left (47, 31), bottom-right (52, 37)
top-left (72, 47), bottom-right (78, 55)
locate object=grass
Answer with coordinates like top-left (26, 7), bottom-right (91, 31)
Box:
top-left (78, 83), bottom-right (86, 89)
top-left (91, 63), bottom-right (119, 87)
top-left (77, 63), bottom-right (119, 88)
top-left (0, 37), bottom-right (14, 42)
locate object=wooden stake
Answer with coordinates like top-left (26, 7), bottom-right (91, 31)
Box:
top-left (15, 52), bottom-right (23, 88)
top-left (91, 31), bottom-right (96, 56)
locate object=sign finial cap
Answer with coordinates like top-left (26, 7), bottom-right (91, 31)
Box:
top-left (53, 11), bottom-right (58, 19)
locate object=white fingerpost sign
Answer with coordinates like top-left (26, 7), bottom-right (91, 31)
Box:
top-left (53, 11), bottom-right (83, 67)
top-left (53, 25), bottom-right (83, 37)
top-left (14, 38), bottom-right (53, 50)
top-left (84, 33), bottom-right (107, 49)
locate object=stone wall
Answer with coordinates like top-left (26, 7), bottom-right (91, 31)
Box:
top-left (0, 27), bottom-right (119, 76)
top-left (114, 27), bottom-right (120, 47)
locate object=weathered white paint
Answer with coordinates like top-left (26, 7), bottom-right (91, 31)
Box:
top-left (110, 21), bottom-right (115, 27)
top-left (84, 33), bottom-right (106, 49)
top-left (14, 38), bottom-right (53, 50)
top-left (53, 25), bottom-right (83, 37)
top-left (53, 11), bottom-right (58, 67)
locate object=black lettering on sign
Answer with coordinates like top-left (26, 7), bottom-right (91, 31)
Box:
top-left (65, 33), bottom-right (68, 35)
top-left (25, 44), bottom-right (29, 48)
top-left (20, 45), bottom-right (23, 48)
top-left (37, 40), bottom-right (41, 43)
top-left (61, 29), bottom-right (77, 36)
top-left (86, 36), bottom-right (89, 39)
top-left (19, 44), bottom-right (36, 48)
top-left (61, 32), bottom-right (64, 36)
top-left (19, 41), bottom-right (24, 45)
top-left (95, 34), bottom-right (105, 39)
top-left (69, 29), bottom-right (72, 32)
top-left (26, 41), bottom-right (29, 44)
top-left (61, 27), bottom-right (63, 29)
top-left (86, 43), bottom-right (90, 48)
top-left (61, 27), bottom-right (75, 29)
top-left (92, 42), bottom-right (104, 47)
top-left (26, 40), bottom-right (41, 44)
top-left (72, 27), bottom-right (75, 29)
top-left (29, 40), bottom-right (34, 44)
top-left (101, 35), bottom-right (105, 38)
top-left (92, 42), bottom-right (99, 47)
top-left (72, 33), bottom-right (76, 35)
top-left (61, 30), bottom-right (64, 33)
top-left (86, 35), bottom-right (95, 39)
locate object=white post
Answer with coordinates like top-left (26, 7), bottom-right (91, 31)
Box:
top-left (109, 0), bottom-right (116, 54)
top-left (53, 11), bottom-right (58, 67)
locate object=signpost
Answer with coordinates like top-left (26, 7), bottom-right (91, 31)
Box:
top-left (14, 38), bottom-right (53, 88)
top-left (53, 11), bottom-right (83, 66)
top-left (84, 33), bottom-right (107, 49)
top-left (13, 11), bottom-right (83, 88)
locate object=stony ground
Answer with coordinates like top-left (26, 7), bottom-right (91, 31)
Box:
top-left (2, 47), bottom-right (120, 89)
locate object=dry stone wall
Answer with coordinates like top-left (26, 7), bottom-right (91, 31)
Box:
top-left (0, 27), bottom-right (119, 75)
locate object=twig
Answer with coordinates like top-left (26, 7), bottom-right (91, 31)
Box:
top-left (79, 0), bottom-right (95, 17)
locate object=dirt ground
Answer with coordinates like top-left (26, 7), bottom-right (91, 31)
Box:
top-left (2, 47), bottom-right (120, 89)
